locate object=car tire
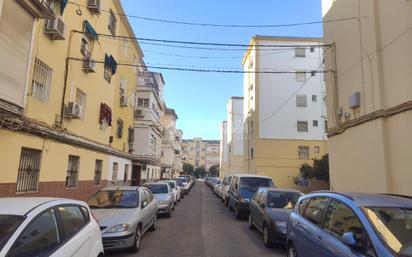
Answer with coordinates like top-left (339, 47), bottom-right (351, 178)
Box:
top-left (129, 225), bottom-right (142, 253)
top-left (287, 243), bottom-right (298, 257)
top-left (263, 224), bottom-right (274, 248)
top-left (235, 205), bottom-right (242, 220)
top-left (248, 215), bottom-right (255, 230)
top-left (149, 216), bottom-right (157, 231)
top-left (166, 206), bottom-right (172, 218)
top-left (228, 200), bottom-right (233, 211)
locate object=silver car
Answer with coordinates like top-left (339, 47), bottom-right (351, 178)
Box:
top-left (144, 182), bottom-right (175, 217)
top-left (87, 186), bottom-right (158, 253)
top-left (164, 180), bottom-right (181, 203)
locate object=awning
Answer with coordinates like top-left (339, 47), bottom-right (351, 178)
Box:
top-left (84, 20), bottom-right (98, 40)
top-left (104, 54), bottom-right (118, 75)
top-left (60, 0), bottom-right (68, 15)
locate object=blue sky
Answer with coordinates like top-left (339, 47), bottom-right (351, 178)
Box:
top-left (121, 0), bottom-right (323, 140)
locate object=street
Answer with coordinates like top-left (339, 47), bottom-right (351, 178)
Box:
top-left (109, 182), bottom-right (285, 257)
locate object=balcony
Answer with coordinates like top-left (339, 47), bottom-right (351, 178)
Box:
top-left (137, 71), bottom-right (160, 95)
top-left (134, 108), bottom-right (160, 126)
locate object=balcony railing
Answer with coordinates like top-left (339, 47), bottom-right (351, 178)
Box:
top-left (137, 71), bottom-right (160, 95)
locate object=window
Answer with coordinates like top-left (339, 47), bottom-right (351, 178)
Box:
top-left (123, 39), bottom-right (128, 57)
top-left (104, 65), bottom-right (112, 83)
top-left (32, 58), bottom-right (52, 102)
top-left (140, 189), bottom-right (148, 205)
top-left (310, 47), bottom-right (315, 53)
top-left (108, 10), bottom-right (117, 36)
top-left (112, 162), bottom-right (118, 183)
top-left (299, 198), bottom-right (311, 215)
top-left (314, 146), bottom-right (320, 154)
top-left (8, 209), bottom-right (60, 257)
top-left (66, 155), bottom-right (79, 188)
top-left (313, 120), bottom-right (319, 127)
top-left (298, 146), bottom-right (310, 159)
top-left (116, 118), bottom-right (124, 139)
top-left (119, 78), bottom-right (126, 97)
top-left (16, 148), bottom-right (42, 192)
top-left (296, 94), bottom-right (307, 107)
top-left (80, 38), bottom-right (90, 56)
top-left (137, 98), bottom-right (149, 108)
top-left (57, 206), bottom-right (86, 239)
top-left (297, 121), bottom-right (309, 132)
top-left (311, 70), bottom-right (317, 77)
top-left (75, 89), bottom-right (86, 119)
top-left (324, 200), bottom-right (364, 240)
top-left (325, 120), bottom-right (328, 133)
top-left (303, 197), bottom-right (329, 226)
top-left (296, 72), bottom-right (306, 82)
top-left (312, 95), bottom-right (317, 102)
top-left (94, 160), bottom-right (102, 185)
top-left (250, 121), bottom-right (254, 135)
top-left (295, 48), bottom-right (306, 57)
top-left (124, 164), bottom-right (129, 183)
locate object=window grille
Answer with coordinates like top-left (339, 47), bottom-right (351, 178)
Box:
top-left (66, 155), bottom-right (79, 188)
top-left (16, 148), bottom-right (42, 192)
top-left (297, 121), bottom-right (309, 132)
top-left (298, 146), bottom-right (310, 159)
top-left (296, 95), bottom-right (308, 107)
top-left (32, 58), bottom-right (52, 102)
top-left (295, 48), bottom-right (306, 57)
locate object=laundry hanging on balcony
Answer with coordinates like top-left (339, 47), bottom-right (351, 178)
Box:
top-left (84, 20), bottom-right (98, 40)
top-left (60, 0), bottom-right (68, 15)
top-left (104, 54), bottom-right (118, 75)
top-left (99, 103), bottom-right (112, 126)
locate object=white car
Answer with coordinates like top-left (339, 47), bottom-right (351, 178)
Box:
top-left (0, 197), bottom-right (104, 257)
top-left (164, 180), bottom-right (181, 203)
top-left (220, 175), bottom-right (233, 206)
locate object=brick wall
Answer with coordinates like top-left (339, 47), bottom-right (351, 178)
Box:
top-left (0, 180), bottom-right (107, 201)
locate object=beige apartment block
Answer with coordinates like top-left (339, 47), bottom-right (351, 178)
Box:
top-left (182, 138), bottom-right (220, 171)
top-left (322, 0), bottom-right (412, 194)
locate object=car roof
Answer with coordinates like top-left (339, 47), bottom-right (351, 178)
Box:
top-left (265, 188), bottom-right (303, 193)
top-left (0, 197), bottom-right (83, 216)
top-left (101, 186), bottom-right (140, 191)
top-left (144, 182), bottom-right (169, 186)
top-left (232, 173), bottom-right (272, 179)
top-left (309, 191), bottom-right (412, 208)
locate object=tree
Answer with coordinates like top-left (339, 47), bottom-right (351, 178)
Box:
top-left (208, 164), bottom-right (220, 177)
top-left (194, 166), bottom-right (206, 178)
top-left (182, 163), bottom-right (194, 176)
top-left (295, 154), bottom-right (330, 186)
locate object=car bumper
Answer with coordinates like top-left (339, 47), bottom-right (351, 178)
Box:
top-left (158, 205), bottom-right (170, 213)
top-left (102, 233), bottom-right (135, 250)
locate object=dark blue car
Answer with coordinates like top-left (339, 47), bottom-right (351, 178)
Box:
top-left (286, 191), bottom-right (412, 257)
top-left (228, 174), bottom-right (275, 219)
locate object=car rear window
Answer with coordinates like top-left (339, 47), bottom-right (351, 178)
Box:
top-left (57, 206), bottom-right (86, 239)
top-left (0, 215), bottom-right (24, 251)
top-left (145, 184), bottom-right (169, 194)
top-left (239, 177), bottom-right (274, 190)
top-left (267, 191), bottom-right (302, 209)
top-left (87, 190), bottom-right (139, 208)
top-left (167, 182), bottom-right (176, 189)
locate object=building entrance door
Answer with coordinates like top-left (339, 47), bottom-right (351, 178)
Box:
top-left (131, 165), bottom-right (141, 186)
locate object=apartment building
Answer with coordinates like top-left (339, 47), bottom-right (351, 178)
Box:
top-left (131, 71), bottom-right (165, 185)
top-left (219, 121), bottom-right (229, 177)
top-left (322, 0), bottom-right (412, 194)
top-left (242, 35), bottom-right (328, 189)
top-left (161, 108), bottom-right (183, 179)
top-left (0, 0), bottom-right (141, 200)
top-left (182, 138), bottom-right (220, 170)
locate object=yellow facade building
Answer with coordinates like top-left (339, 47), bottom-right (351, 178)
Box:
top-left (242, 36), bottom-right (329, 191)
top-left (322, 0), bottom-right (412, 195)
top-left (0, 0), bottom-right (143, 200)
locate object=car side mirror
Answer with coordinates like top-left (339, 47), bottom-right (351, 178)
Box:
top-left (260, 202), bottom-right (266, 208)
top-left (142, 201), bottom-right (148, 209)
top-left (342, 232), bottom-right (357, 247)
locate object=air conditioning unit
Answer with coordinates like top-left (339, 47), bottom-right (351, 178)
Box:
top-left (44, 17), bottom-right (65, 40)
top-left (87, 0), bottom-right (101, 12)
top-left (120, 96), bottom-right (128, 107)
top-left (83, 58), bottom-right (96, 73)
top-left (65, 102), bottom-right (81, 118)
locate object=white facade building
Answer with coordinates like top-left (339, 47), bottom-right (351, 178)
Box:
top-left (219, 121), bottom-right (229, 177)
top-left (227, 97), bottom-right (246, 173)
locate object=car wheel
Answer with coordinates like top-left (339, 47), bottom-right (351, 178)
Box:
top-left (228, 200), bottom-right (233, 211)
top-left (248, 215), bottom-right (255, 230)
top-left (235, 205), bottom-right (242, 220)
top-left (129, 225), bottom-right (141, 253)
top-left (149, 216), bottom-right (157, 231)
top-left (287, 244), bottom-right (298, 257)
top-left (166, 206), bottom-right (172, 218)
top-left (263, 224), bottom-right (274, 248)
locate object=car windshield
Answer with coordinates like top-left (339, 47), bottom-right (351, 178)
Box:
top-left (167, 182), bottom-right (175, 189)
top-left (145, 184), bottom-right (169, 194)
top-left (174, 180), bottom-right (183, 186)
top-left (267, 191), bottom-right (301, 209)
top-left (240, 177), bottom-right (274, 190)
top-left (364, 207), bottom-right (412, 256)
top-left (87, 190), bottom-right (139, 208)
top-left (227, 177), bottom-right (232, 184)
top-left (0, 215), bottom-right (24, 251)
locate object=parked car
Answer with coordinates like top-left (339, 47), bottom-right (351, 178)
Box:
top-left (286, 191), bottom-right (412, 257)
top-left (144, 182), bottom-right (174, 217)
top-left (249, 188), bottom-right (303, 247)
top-left (173, 178), bottom-right (186, 198)
top-left (228, 174), bottom-right (275, 219)
top-left (165, 180), bottom-right (181, 203)
top-left (178, 177), bottom-right (192, 193)
top-left (220, 175), bottom-right (233, 206)
top-left (88, 186), bottom-right (158, 253)
top-left (213, 179), bottom-right (223, 197)
top-left (0, 197), bottom-right (104, 257)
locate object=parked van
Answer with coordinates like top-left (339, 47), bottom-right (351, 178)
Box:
top-left (228, 174), bottom-right (275, 219)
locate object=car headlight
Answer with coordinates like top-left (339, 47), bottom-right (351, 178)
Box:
top-left (105, 224), bottom-right (130, 233)
top-left (274, 221), bottom-right (287, 233)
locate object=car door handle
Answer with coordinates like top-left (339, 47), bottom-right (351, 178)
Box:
top-left (315, 235), bottom-right (322, 242)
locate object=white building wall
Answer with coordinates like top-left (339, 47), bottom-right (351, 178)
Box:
top-left (108, 156), bottom-right (132, 184)
top-left (257, 39), bottom-right (327, 141)
top-left (220, 121), bottom-right (228, 164)
top-left (227, 98), bottom-right (244, 156)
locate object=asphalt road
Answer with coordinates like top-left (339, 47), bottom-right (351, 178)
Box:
top-left (109, 182), bottom-right (285, 257)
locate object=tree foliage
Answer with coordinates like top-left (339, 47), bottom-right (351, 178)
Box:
top-left (208, 164), bottom-right (220, 177)
top-left (194, 166), bottom-right (207, 178)
top-left (296, 154), bottom-right (330, 185)
top-left (182, 163), bottom-right (194, 175)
